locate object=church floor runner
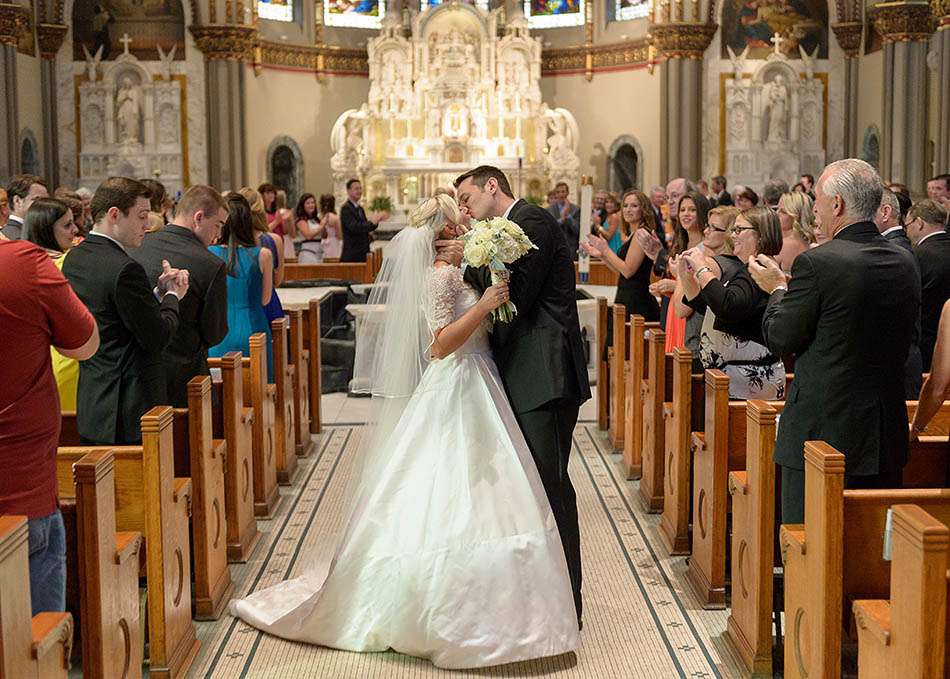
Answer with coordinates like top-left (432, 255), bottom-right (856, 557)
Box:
top-left (190, 424), bottom-right (745, 678)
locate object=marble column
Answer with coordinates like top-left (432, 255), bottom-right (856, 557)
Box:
top-left (650, 22), bottom-right (717, 182)
top-left (932, 0), bottom-right (950, 172)
top-left (872, 1), bottom-right (935, 191)
top-left (36, 23), bottom-right (67, 187)
top-left (191, 24), bottom-right (257, 191)
top-left (832, 22), bottom-right (863, 158)
top-left (0, 3), bottom-right (28, 180)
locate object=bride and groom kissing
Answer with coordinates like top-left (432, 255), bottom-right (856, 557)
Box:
top-left (231, 165), bottom-right (592, 669)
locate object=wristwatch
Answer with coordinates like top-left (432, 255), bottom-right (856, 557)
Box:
top-left (694, 266), bottom-right (713, 279)
top-left (772, 285), bottom-right (788, 293)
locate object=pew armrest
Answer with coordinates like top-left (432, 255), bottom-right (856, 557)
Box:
top-left (728, 471), bottom-right (748, 496)
top-left (173, 478), bottom-right (193, 510)
top-left (266, 384), bottom-right (276, 399)
top-left (663, 402), bottom-right (673, 419)
top-left (241, 407), bottom-right (255, 427)
top-left (114, 531), bottom-right (142, 565)
top-left (212, 439), bottom-right (227, 464)
top-left (31, 611), bottom-right (73, 667)
top-left (691, 431), bottom-right (705, 454)
top-left (779, 524), bottom-right (806, 564)
top-left (853, 599), bottom-right (891, 646)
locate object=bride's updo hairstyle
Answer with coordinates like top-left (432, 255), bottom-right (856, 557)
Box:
top-left (409, 194), bottom-right (461, 234)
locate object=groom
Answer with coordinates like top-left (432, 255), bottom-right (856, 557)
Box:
top-left (441, 166), bottom-right (591, 622)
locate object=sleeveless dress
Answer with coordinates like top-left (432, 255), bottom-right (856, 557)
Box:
top-left (614, 236), bottom-right (659, 322)
top-left (260, 233), bottom-right (285, 323)
top-left (230, 265), bottom-right (579, 668)
top-left (699, 309), bottom-right (785, 400)
top-left (208, 245), bottom-right (273, 380)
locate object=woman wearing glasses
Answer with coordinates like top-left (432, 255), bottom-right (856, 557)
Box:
top-left (675, 207), bottom-right (787, 399)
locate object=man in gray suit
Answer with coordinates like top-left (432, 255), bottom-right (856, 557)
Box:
top-left (2, 175), bottom-right (48, 240)
top-left (547, 181), bottom-right (580, 257)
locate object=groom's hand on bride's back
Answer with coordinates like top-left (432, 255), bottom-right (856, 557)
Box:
top-left (435, 239), bottom-right (464, 268)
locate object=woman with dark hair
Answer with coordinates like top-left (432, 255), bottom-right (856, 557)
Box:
top-left (295, 192), bottom-right (324, 263)
top-left (241, 186), bottom-right (285, 322)
top-left (319, 194), bottom-right (342, 261)
top-left (582, 189), bottom-right (661, 322)
top-left (258, 182), bottom-right (280, 229)
top-left (664, 191), bottom-right (713, 352)
top-left (141, 178), bottom-right (171, 232)
top-left (208, 193), bottom-right (275, 378)
top-left (733, 186), bottom-right (759, 210)
top-left (677, 206), bottom-right (786, 398)
top-left (25, 197), bottom-right (77, 257)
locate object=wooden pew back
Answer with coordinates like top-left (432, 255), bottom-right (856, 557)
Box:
top-left (239, 333), bottom-right (281, 518)
top-left (283, 254), bottom-right (376, 284)
top-left (609, 304), bottom-right (628, 450)
top-left (287, 309), bottom-right (313, 456)
top-left (639, 329), bottom-right (670, 512)
top-left (596, 298), bottom-right (609, 431)
top-left (271, 317), bottom-right (298, 485)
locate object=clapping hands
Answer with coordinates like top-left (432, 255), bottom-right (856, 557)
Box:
top-left (581, 233), bottom-right (609, 257)
top-left (634, 228), bottom-right (663, 261)
top-left (158, 259), bottom-right (190, 298)
top-left (747, 254), bottom-right (787, 294)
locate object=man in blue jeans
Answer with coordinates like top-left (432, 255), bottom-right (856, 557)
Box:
top-left (0, 236), bottom-right (99, 613)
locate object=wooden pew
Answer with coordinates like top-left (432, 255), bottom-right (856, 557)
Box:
top-left (596, 298), bottom-right (608, 431)
top-left (608, 304), bottom-right (628, 451)
top-left (240, 333), bottom-right (281, 518)
top-left (639, 328), bottom-right (669, 512)
top-left (58, 407), bottom-right (199, 679)
top-left (207, 353), bottom-right (260, 563)
top-left (780, 438), bottom-right (950, 679)
top-left (0, 516), bottom-right (73, 679)
top-left (622, 316), bottom-right (660, 479)
top-left (62, 450), bottom-right (143, 679)
top-left (283, 253), bottom-right (376, 284)
top-left (307, 299), bottom-right (323, 435)
top-left (171, 377), bottom-right (233, 620)
top-left (288, 309), bottom-right (313, 457)
top-left (271, 317), bottom-right (298, 485)
top-left (574, 259), bottom-right (615, 285)
top-left (852, 504), bottom-right (949, 679)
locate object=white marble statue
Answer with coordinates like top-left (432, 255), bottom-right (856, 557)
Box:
top-left (82, 44), bottom-right (103, 82)
top-left (727, 45), bottom-right (749, 83)
top-left (115, 77), bottom-right (142, 144)
top-left (156, 44), bottom-right (177, 82)
top-left (798, 44), bottom-right (818, 81)
top-left (765, 75), bottom-right (789, 143)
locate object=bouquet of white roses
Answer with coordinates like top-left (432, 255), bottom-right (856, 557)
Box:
top-left (460, 217), bottom-right (537, 323)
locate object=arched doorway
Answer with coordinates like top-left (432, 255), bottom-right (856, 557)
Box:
top-left (20, 130), bottom-right (38, 176)
top-left (861, 126), bottom-right (880, 171)
top-left (267, 136), bottom-right (305, 206)
top-left (607, 135), bottom-right (643, 194)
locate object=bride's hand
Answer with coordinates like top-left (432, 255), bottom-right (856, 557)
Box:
top-left (479, 283), bottom-right (509, 312)
top-left (435, 239), bottom-right (464, 267)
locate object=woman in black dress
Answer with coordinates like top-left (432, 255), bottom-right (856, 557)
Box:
top-left (582, 188), bottom-right (662, 321)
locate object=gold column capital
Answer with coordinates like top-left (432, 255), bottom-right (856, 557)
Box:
top-left (0, 2), bottom-right (29, 47)
top-left (930, 0), bottom-right (950, 23)
top-left (648, 21), bottom-right (718, 60)
top-left (831, 21), bottom-right (864, 56)
top-left (870, 1), bottom-right (935, 43)
top-left (190, 23), bottom-right (258, 61)
top-left (36, 22), bottom-right (67, 59)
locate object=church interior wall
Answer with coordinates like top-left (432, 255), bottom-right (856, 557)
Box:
top-left (856, 48), bottom-right (883, 166)
top-left (16, 53), bottom-right (45, 176)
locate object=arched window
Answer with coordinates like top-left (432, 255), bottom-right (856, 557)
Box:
top-left (20, 131), bottom-right (38, 176)
top-left (608, 136), bottom-right (642, 195)
top-left (267, 136), bottom-right (305, 206)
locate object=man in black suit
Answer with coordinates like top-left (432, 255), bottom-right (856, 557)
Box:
top-left (546, 181), bottom-right (581, 257)
top-left (2, 174), bottom-right (48, 240)
top-left (63, 177), bottom-right (190, 445)
top-left (340, 178), bottom-right (388, 262)
top-left (711, 175), bottom-right (732, 207)
top-left (133, 185), bottom-right (229, 407)
top-left (875, 187), bottom-right (922, 397)
top-left (451, 166), bottom-right (591, 622)
top-left (749, 159), bottom-right (920, 523)
top-left (906, 199), bottom-right (950, 371)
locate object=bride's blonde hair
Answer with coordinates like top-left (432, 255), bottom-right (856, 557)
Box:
top-left (409, 194), bottom-right (461, 233)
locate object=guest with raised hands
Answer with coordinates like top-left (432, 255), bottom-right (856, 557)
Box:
top-left (669, 191), bottom-right (714, 354)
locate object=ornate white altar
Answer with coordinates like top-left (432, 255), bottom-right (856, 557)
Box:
top-left (723, 41), bottom-right (826, 188)
top-left (329, 1), bottom-right (580, 208)
top-left (77, 39), bottom-right (185, 194)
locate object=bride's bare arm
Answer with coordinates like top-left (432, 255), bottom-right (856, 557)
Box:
top-left (429, 265), bottom-right (508, 359)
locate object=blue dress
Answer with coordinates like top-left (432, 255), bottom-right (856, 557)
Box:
top-left (261, 234), bottom-right (285, 324)
top-left (208, 244), bottom-right (274, 380)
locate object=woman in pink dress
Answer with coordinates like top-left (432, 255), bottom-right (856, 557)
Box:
top-left (319, 193), bottom-right (343, 261)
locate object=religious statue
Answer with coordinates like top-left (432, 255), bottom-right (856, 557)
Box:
top-left (156, 44), bottom-right (177, 82)
top-left (727, 44), bottom-right (749, 82)
top-left (765, 75), bottom-right (788, 143)
top-left (115, 76), bottom-right (142, 144)
top-left (82, 44), bottom-right (104, 82)
top-left (442, 103), bottom-right (469, 139)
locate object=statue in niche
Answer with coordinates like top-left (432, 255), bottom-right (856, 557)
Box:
top-left (442, 103), bottom-right (469, 139)
top-left (765, 74), bottom-right (788, 143)
top-left (115, 76), bottom-right (142, 144)
top-left (156, 44), bottom-right (176, 81)
top-left (546, 113), bottom-right (570, 162)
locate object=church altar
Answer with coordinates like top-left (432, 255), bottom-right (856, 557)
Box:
top-left (329, 1), bottom-right (581, 210)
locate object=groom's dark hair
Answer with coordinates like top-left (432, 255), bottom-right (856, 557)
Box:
top-left (454, 166), bottom-right (514, 199)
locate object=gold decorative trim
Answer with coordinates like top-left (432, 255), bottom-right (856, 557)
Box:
top-left (649, 22), bottom-right (718, 60)
top-left (258, 40), bottom-right (369, 74)
top-left (870, 1), bottom-right (935, 43)
top-left (831, 21), bottom-right (863, 56)
top-left (190, 23), bottom-right (257, 60)
top-left (541, 39), bottom-right (651, 75)
top-left (931, 0), bottom-right (950, 21)
top-left (0, 3), bottom-right (29, 47)
top-left (36, 22), bottom-right (67, 59)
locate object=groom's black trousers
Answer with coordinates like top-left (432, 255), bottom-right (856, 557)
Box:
top-left (514, 400), bottom-right (583, 620)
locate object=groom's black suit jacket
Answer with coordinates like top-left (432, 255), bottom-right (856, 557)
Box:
top-left (464, 199), bottom-right (591, 413)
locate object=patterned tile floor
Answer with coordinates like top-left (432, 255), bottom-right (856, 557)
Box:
top-left (189, 394), bottom-right (746, 678)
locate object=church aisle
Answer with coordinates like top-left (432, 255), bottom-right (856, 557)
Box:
top-left (189, 406), bottom-right (744, 678)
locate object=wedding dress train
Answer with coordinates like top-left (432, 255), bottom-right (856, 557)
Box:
top-left (230, 264), bottom-right (579, 669)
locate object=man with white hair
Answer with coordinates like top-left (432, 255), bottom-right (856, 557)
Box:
top-left (749, 158), bottom-right (920, 522)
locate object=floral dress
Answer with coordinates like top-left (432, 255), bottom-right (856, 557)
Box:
top-left (699, 307), bottom-right (785, 400)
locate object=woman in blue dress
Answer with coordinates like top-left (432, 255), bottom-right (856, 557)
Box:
top-left (209, 193), bottom-right (275, 379)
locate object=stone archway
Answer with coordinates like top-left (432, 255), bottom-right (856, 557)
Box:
top-left (607, 135), bottom-right (643, 194)
top-left (19, 129), bottom-right (39, 176)
top-left (266, 135), bottom-right (305, 206)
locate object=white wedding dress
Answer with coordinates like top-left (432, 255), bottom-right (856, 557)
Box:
top-left (231, 264), bottom-right (579, 669)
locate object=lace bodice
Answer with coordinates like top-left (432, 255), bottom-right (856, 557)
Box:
top-left (425, 265), bottom-right (491, 356)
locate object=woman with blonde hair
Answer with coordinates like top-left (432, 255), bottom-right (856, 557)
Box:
top-left (232, 192), bottom-right (579, 668)
top-left (775, 191), bottom-right (816, 274)
top-left (240, 186), bottom-right (285, 321)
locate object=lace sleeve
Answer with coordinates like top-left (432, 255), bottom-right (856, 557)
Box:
top-left (424, 265), bottom-right (463, 332)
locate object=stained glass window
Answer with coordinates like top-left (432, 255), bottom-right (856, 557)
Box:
top-left (325, 0), bottom-right (385, 28)
top-left (258, 0), bottom-right (294, 22)
top-left (420, 0), bottom-right (489, 9)
top-left (525, 0), bottom-right (584, 28)
top-left (615, 0), bottom-right (649, 21)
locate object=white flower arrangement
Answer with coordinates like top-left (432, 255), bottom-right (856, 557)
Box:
top-left (460, 217), bottom-right (537, 323)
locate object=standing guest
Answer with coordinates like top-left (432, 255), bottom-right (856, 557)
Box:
top-left (53, 189), bottom-right (88, 239)
top-left (649, 186), bottom-right (667, 232)
top-left (905, 199), bottom-right (950, 371)
top-left (874, 187), bottom-right (923, 398)
top-left (636, 178), bottom-right (696, 278)
top-left (697, 179), bottom-right (712, 200)
top-left (209, 193), bottom-right (274, 378)
top-left (749, 158), bottom-right (919, 523)
top-left (259, 182), bottom-right (280, 230)
top-left (0, 237), bottom-right (99, 616)
top-left (319, 194), bottom-right (343, 261)
top-left (775, 191), bottom-right (817, 274)
top-left (240, 186), bottom-right (285, 321)
top-left (133, 185), bottom-right (229, 407)
top-left (799, 173), bottom-right (816, 198)
top-left (340, 178), bottom-right (388, 262)
top-left (275, 190), bottom-right (297, 260)
top-left (926, 174), bottom-right (950, 208)
top-left (75, 186), bottom-right (94, 230)
top-left (592, 189), bottom-right (608, 226)
top-left (711, 175), bottom-right (732, 206)
top-left (63, 177), bottom-right (190, 445)
top-left (595, 192), bottom-right (623, 254)
top-left (547, 181), bottom-right (581, 257)
top-left (762, 179), bottom-right (789, 208)
top-left (733, 185), bottom-right (759, 210)
top-left (2, 174), bottom-right (48, 239)
top-left (910, 299), bottom-right (950, 446)
top-left (680, 206), bottom-right (786, 399)
top-left (0, 188), bottom-right (8, 228)
top-left (668, 192), bottom-right (713, 353)
top-left (140, 178), bottom-right (172, 232)
top-left (295, 192), bottom-right (324, 263)
top-left (582, 189), bottom-right (661, 322)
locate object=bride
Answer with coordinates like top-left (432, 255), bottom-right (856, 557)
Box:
top-left (230, 194), bottom-right (579, 669)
